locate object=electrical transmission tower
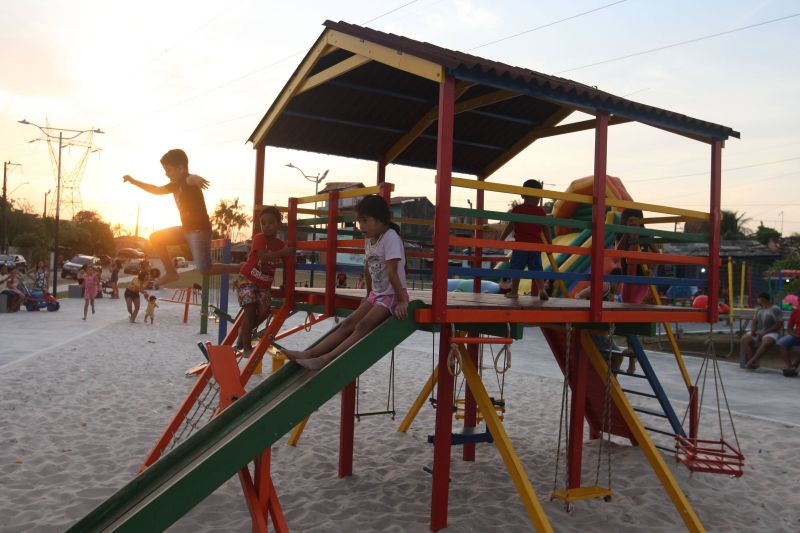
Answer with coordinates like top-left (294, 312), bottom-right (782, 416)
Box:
top-left (42, 121), bottom-right (101, 220)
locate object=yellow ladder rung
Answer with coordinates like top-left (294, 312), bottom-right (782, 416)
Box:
top-left (550, 486), bottom-right (613, 503)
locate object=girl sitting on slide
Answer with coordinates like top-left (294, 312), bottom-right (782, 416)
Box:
top-left (284, 195), bottom-right (408, 370)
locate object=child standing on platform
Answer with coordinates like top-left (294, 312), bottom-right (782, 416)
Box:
top-left (82, 265), bottom-right (100, 320)
top-left (499, 178), bottom-right (549, 300)
top-left (236, 207), bottom-right (294, 355)
top-left (285, 195), bottom-right (408, 370)
top-left (144, 295), bottom-right (159, 324)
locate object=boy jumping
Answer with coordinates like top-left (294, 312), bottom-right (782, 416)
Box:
top-left (499, 178), bottom-right (549, 300)
top-left (123, 149), bottom-right (240, 286)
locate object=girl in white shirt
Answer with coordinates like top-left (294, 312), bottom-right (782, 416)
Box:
top-left (285, 195), bottom-right (408, 370)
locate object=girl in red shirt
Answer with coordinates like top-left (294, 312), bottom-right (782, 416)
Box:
top-left (236, 207), bottom-right (294, 355)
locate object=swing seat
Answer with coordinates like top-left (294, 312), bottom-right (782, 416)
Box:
top-left (550, 485), bottom-right (613, 503)
top-left (675, 436), bottom-right (744, 477)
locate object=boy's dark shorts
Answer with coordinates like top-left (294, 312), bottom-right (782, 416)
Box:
top-left (509, 249), bottom-right (542, 272)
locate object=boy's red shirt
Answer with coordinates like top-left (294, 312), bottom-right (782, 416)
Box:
top-left (239, 233), bottom-right (285, 289)
top-left (511, 203), bottom-right (546, 242)
top-left (788, 307), bottom-right (800, 333)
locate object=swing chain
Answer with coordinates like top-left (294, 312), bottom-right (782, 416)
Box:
top-left (303, 312), bottom-right (313, 332)
top-left (493, 322), bottom-right (513, 375)
top-left (596, 322), bottom-right (615, 490)
top-left (552, 323), bottom-right (573, 497)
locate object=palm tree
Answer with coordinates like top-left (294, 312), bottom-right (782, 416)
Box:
top-left (720, 209), bottom-right (750, 240)
top-left (211, 198), bottom-right (250, 240)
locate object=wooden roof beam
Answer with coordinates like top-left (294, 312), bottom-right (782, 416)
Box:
top-left (384, 87), bottom-right (519, 165)
top-left (297, 54), bottom-right (371, 95)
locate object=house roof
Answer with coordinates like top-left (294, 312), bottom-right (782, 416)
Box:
top-left (665, 240), bottom-right (779, 258)
top-left (390, 195), bottom-right (429, 204)
top-left (318, 181), bottom-right (365, 193)
top-left (249, 20), bottom-right (739, 177)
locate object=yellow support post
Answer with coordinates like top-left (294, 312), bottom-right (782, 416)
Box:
top-left (740, 261), bottom-right (747, 308)
top-left (579, 332), bottom-right (706, 533)
top-left (459, 348), bottom-right (554, 533)
top-left (727, 257), bottom-right (734, 325)
top-left (397, 367), bottom-right (438, 433)
top-left (287, 417), bottom-right (310, 447)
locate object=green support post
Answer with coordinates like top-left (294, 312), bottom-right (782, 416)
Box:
top-left (200, 274), bottom-right (210, 334)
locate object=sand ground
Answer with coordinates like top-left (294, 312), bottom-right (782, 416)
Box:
top-left (1, 293), bottom-right (799, 532)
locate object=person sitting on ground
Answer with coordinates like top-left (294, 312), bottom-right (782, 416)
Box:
top-left (743, 292), bottom-right (784, 369)
top-left (575, 268), bottom-right (636, 373)
top-left (284, 195), bottom-right (408, 370)
top-left (122, 148), bottom-right (241, 286)
top-left (499, 178), bottom-right (549, 300)
top-left (0, 264), bottom-right (22, 312)
top-left (775, 294), bottom-right (800, 376)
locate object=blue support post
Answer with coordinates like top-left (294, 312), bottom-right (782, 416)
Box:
top-left (218, 239), bottom-right (232, 344)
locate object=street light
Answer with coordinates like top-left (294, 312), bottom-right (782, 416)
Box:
top-left (286, 163), bottom-right (329, 287)
top-left (18, 119), bottom-right (104, 295)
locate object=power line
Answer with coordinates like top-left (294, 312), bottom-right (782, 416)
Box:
top-left (555, 11), bottom-right (800, 74)
top-left (626, 156), bottom-right (800, 183)
top-left (466, 0), bottom-right (627, 52)
top-left (362, 0), bottom-right (420, 25)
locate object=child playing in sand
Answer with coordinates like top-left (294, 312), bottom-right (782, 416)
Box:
top-left (236, 206), bottom-right (294, 355)
top-left (499, 179), bottom-right (549, 300)
top-left (125, 271), bottom-right (150, 323)
top-left (284, 195), bottom-right (408, 370)
top-left (82, 265), bottom-right (100, 320)
top-left (144, 295), bottom-right (159, 324)
top-left (122, 149), bottom-right (241, 286)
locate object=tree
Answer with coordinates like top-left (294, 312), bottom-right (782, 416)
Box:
top-left (720, 210), bottom-right (751, 240)
top-left (73, 210), bottom-right (102, 224)
top-left (211, 198), bottom-right (250, 240)
top-left (754, 221), bottom-right (781, 245)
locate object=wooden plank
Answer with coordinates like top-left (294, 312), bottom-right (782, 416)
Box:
top-left (452, 177), bottom-right (593, 204)
top-left (326, 29), bottom-right (443, 82)
top-left (297, 54), bottom-right (371, 95)
top-left (531, 115), bottom-right (631, 139)
top-left (483, 108), bottom-right (574, 177)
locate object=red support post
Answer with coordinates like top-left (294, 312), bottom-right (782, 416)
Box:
top-left (286, 198), bottom-right (298, 302)
top-left (462, 344), bottom-right (479, 462)
top-left (567, 343), bottom-right (588, 489)
top-left (589, 112), bottom-right (609, 322)
top-left (325, 191), bottom-right (339, 318)
top-left (430, 325), bottom-right (454, 531)
top-left (338, 380), bottom-right (356, 478)
top-left (379, 181), bottom-right (392, 206)
top-left (472, 177), bottom-right (485, 294)
top-left (183, 287), bottom-right (191, 324)
top-left (708, 140), bottom-right (722, 323)
top-left (253, 144), bottom-right (265, 238)
top-left (432, 76), bottom-right (456, 323)
top-left (377, 157), bottom-right (386, 185)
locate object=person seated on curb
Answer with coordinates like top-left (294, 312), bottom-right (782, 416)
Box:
top-left (743, 292), bottom-right (784, 369)
top-left (575, 268), bottom-right (636, 374)
top-left (775, 296), bottom-right (800, 376)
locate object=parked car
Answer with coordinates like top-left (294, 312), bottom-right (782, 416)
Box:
top-left (173, 256), bottom-right (188, 268)
top-left (61, 255), bottom-right (100, 279)
top-left (116, 248), bottom-right (145, 260)
top-left (0, 254), bottom-right (27, 272)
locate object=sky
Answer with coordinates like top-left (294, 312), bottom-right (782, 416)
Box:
top-left (1, 0), bottom-right (798, 239)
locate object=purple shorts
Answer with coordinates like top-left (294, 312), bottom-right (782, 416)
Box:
top-left (367, 289), bottom-right (409, 313)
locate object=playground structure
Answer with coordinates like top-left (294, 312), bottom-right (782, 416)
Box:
top-left (71, 21), bottom-right (742, 533)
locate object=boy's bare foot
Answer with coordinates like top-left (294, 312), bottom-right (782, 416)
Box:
top-left (504, 292), bottom-right (518, 299)
top-left (156, 272), bottom-right (180, 286)
top-left (283, 349), bottom-right (313, 361)
top-left (538, 291), bottom-right (549, 301)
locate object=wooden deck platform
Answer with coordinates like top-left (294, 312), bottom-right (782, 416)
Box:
top-left (295, 288), bottom-right (711, 324)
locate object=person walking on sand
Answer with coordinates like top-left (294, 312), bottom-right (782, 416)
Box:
top-left (82, 265), bottom-right (101, 320)
top-left (125, 271), bottom-right (150, 323)
top-left (499, 178), bottom-right (549, 300)
top-left (284, 195), bottom-right (408, 371)
top-left (109, 260), bottom-right (121, 299)
top-left (122, 149), bottom-right (241, 286)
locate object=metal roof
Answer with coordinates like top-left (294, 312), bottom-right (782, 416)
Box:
top-left (250, 20), bottom-right (739, 177)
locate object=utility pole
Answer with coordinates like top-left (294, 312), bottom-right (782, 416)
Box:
top-left (134, 205), bottom-right (140, 239)
top-left (18, 120), bottom-right (104, 295)
top-left (2, 161), bottom-right (22, 254)
top-left (286, 163), bottom-right (328, 287)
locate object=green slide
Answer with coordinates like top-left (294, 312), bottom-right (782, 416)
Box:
top-left (68, 301), bottom-right (424, 532)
